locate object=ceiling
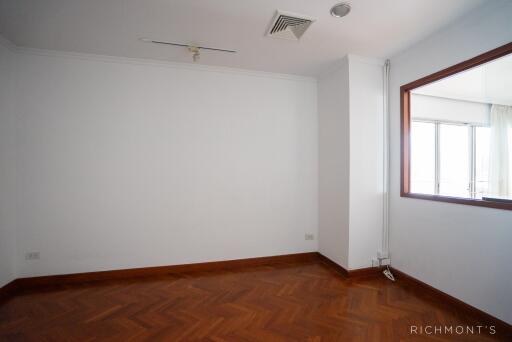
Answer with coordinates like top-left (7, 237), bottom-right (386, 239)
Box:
top-left (0, 0), bottom-right (488, 76)
top-left (413, 53), bottom-right (512, 106)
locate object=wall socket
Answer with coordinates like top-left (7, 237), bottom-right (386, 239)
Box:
top-left (305, 233), bottom-right (315, 241)
top-left (25, 252), bottom-right (40, 260)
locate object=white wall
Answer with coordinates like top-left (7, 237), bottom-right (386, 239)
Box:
top-left (347, 56), bottom-right (384, 270)
top-left (0, 38), bottom-right (17, 287)
top-left (318, 56), bottom-right (384, 270)
top-left (389, 0), bottom-right (512, 324)
top-left (13, 50), bottom-right (318, 277)
top-left (318, 59), bottom-right (350, 269)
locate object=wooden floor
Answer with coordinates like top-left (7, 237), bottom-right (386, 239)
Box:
top-left (0, 260), bottom-right (508, 341)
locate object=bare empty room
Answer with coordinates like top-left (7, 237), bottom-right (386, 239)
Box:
top-left (0, 0), bottom-right (511, 340)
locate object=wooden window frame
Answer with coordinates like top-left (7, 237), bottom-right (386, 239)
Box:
top-left (400, 42), bottom-right (512, 210)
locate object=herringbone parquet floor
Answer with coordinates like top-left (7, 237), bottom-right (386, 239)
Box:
top-left (0, 260), bottom-right (508, 341)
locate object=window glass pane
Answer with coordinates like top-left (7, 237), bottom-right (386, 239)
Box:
top-left (475, 126), bottom-right (490, 199)
top-left (411, 121), bottom-right (435, 194)
top-left (439, 124), bottom-right (470, 198)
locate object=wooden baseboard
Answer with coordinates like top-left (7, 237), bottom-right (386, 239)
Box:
top-left (316, 253), bottom-right (383, 278)
top-left (390, 267), bottom-right (512, 336)
top-left (316, 253), bottom-right (348, 277)
top-left (348, 265), bottom-right (385, 278)
top-left (3, 252), bottom-right (379, 301)
top-left (8, 252), bottom-right (318, 292)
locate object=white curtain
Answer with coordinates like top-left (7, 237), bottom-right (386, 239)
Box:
top-left (488, 104), bottom-right (512, 198)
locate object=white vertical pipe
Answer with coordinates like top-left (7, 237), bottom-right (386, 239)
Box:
top-left (382, 60), bottom-right (391, 259)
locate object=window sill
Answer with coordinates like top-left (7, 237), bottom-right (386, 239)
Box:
top-left (400, 192), bottom-right (512, 211)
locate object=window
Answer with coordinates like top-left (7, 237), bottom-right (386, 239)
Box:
top-left (410, 120), bottom-right (490, 199)
top-left (410, 121), bottom-right (435, 194)
top-left (475, 126), bottom-right (490, 197)
top-left (401, 42), bottom-right (512, 210)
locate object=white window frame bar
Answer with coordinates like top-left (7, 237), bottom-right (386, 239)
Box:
top-left (434, 122), bottom-right (440, 195)
top-left (411, 118), bottom-right (488, 198)
top-left (469, 126), bottom-right (476, 198)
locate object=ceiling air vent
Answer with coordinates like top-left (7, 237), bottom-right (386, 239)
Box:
top-left (266, 11), bottom-right (315, 41)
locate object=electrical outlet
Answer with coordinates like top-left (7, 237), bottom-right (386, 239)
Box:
top-left (25, 252), bottom-right (40, 260)
top-left (305, 233), bottom-right (315, 241)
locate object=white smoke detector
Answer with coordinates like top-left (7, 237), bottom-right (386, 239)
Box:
top-left (266, 10), bottom-right (315, 41)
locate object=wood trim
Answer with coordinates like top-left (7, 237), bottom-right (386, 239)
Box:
top-left (316, 253), bottom-right (349, 277)
top-left (401, 42), bottom-right (512, 91)
top-left (8, 252), bottom-right (318, 292)
top-left (400, 41), bottom-right (512, 210)
top-left (400, 87), bottom-right (411, 196)
top-left (316, 253), bottom-right (383, 279)
top-left (391, 267), bottom-right (512, 337)
top-left (402, 193), bottom-right (512, 210)
top-left (347, 266), bottom-right (384, 278)
top-left (3, 252), bottom-right (385, 303)
top-left (3, 253), bottom-right (383, 296)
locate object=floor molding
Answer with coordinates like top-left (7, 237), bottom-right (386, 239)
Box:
top-left (315, 253), bottom-right (348, 277)
top-left (2, 252), bottom-right (381, 302)
top-left (316, 253), bottom-right (384, 278)
top-left (347, 265), bottom-right (385, 278)
top-left (391, 267), bottom-right (512, 335)
top-left (4, 252), bottom-right (318, 294)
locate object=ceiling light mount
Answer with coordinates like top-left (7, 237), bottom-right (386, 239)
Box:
top-left (140, 38), bottom-right (236, 62)
top-left (330, 3), bottom-right (351, 18)
top-left (188, 46), bottom-right (200, 62)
